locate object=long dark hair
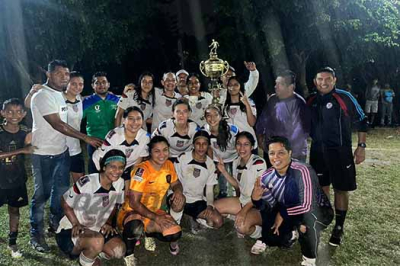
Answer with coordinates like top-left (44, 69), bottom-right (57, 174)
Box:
top-left (134, 71), bottom-right (156, 107)
top-left (225, 76), bottom-right (246, 114)
top-left (205, 105), bottom-right (231, 152)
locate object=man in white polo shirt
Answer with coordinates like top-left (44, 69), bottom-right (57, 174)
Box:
top-left (29, 60), bottom-right (102, 253)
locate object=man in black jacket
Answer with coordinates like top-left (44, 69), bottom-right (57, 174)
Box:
top-left (307, 67), bottom-right (367, 247)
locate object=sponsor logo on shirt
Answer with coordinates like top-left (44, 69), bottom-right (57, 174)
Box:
top-left (95, 105), bottom-right (101, 112)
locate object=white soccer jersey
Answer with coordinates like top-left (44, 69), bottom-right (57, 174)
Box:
top-left (152, 118), bottom-right (199, 158)
top-left (57, 174), bottom-right (124, 232)
top-left (117, 90), bottom-right (153, 129)
top-left (151, 88), bottom-right (181, 132)
top-left (224, 100), bottom-right (258, 149)
top-left (202, 123), bottom-right (239, 163)
top-left (64, 94), bottom-right (83, 156)
top-left (174, 151), bottom-right (218, 203)
top-left (232, 154), bottom-right (266, 205)
top-left (92, 127), bottom-right (150, 170)
top-left (184, 92), bottom-right (213, 127)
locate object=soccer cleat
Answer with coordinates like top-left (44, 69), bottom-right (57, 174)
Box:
top-left (8, 245), bottom-right (23, 258)
top-left (124, 254), bottom-right (137, 266)
top-left (169, 242), bottom-right (180, 256)
top-left (144, 237), bottom-right (156, 252)
top-left (250, 240), bottom-right (267, 255)
top-left (301, 256), bottom-right (316, 266)
top-left (329, 226), bottom-right (344, 247)
top-left (30, 235), bottom-right (50, 253)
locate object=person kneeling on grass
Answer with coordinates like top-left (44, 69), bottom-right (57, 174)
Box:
top-left (56, 149), bottom-right (127, 266)
top-left (214, 131), bottom-right (267, 239)
top-left (251, 136), bottom-right (333, 266)
top-left (117, 136), bottom-right (185, 265)
top-left (174, 130), bottom-right (223, 233)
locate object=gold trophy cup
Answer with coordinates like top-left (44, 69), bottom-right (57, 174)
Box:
top-left (199, 40), bottom-right (230, 104)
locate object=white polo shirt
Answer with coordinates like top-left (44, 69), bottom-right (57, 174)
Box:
top-left (202, 123), bottom-right (239, 163)
top-left (64, 94), bottom-right (83, 156)
top-left (31, 85), bottom-right (68, 155)
top-left (151, 88), bottom-right (181, 132)
top-left (152, 118), bottom-right (199, 158)
top-left (174, 151), bottom-right (217, 203)
top-left (232, 154), bottom-right (266, 205)
top-left (92, 127), bottom-right (150, 170)
top-left (57, 173), bottom-right (125, 233)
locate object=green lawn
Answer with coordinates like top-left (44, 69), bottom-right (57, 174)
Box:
top-left (0, 128), bottom-right (399, 266)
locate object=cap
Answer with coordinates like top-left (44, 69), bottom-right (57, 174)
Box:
top-left (176, 69), bottom-right (189, 77)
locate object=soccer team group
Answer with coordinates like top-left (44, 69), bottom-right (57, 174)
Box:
top-left (0, 59), bottom-right (367, 266)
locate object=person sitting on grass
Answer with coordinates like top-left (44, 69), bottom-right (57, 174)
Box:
top-left (250, 136), bottom-right (333, 266)
top-left (214, 131), bottom-right (267, 239)
top-left (0, 98), bottom-right (36, 258)
top-left (55, 149), bottom-right (127, 266)
top-left (174, 130), bottom-right (223, 233)
top-left (117, 136), bottom-right (185, 265)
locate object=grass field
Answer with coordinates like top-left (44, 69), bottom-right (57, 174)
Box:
top-left (0, 128), bottom-right (399, 266)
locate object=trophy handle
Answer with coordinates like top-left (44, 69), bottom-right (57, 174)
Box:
top-left (199, 61), bottom-right (208, 77)
top-left (222, 61), bottom-right (230, 76)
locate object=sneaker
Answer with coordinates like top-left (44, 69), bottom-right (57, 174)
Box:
top-left (281, 230), bottom-right (299, 250)
top-left (30, 235), bottom-right (50, 253)
top-left (196, 218), bottom-right (213, 229)
top-left (135, 239), bottom-right (141, 246)
top-left (144, 237), bottom-right (156, 252)
top-left (301, 255), bottom-right (316, 266)
top-left (169, 242), bottom-right (180, 256)
top-left (189, 218), bottom-right (202, 235)
top-left (124, 254), bottom-right (137, 266)
top-left (8, 245), bottom-right (23, 258)
top-left (250, 240), bottom-right (267, 255)
top-left (329, 226), bottom-right (343, 247)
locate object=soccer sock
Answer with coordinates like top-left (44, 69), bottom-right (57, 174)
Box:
top-left (249, 225), bottom-right (262, 239)
top-left (169, 209), bottom-right (183, 225)
top-left (79, 252), bottom-right (96, 266)
top-left (334, 209), bottom-right (347, 229)
top-left (9, 231), bottom-right (18, 246)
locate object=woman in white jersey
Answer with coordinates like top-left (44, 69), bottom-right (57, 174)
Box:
top-left (152, 99), bottom-right (199, 162)
top-left (56, 149), bottom-right (126, 266)
top-left (115, 72), bottom-right (155, 131)
top-left (184, 73), bottom-right (213, 127)
top-left (224, 76), bottom-right (258, 150)
top-left (203, 104), bottom-right (239, 199)
top-left (214, 131), bottom-right (266, 239)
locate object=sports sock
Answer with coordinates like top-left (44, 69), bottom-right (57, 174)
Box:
top-left (169, 209), bottom-right (183, 224)
top-left (9, 231), bottom-right (18, 246)
top-left (334, 209), bottom-right (347, 229)
top-left (79, 252), bottom-right (96, 266)
top-left (249, 225), bottom-right (262, 239)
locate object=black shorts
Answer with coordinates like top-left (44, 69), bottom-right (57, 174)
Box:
top-left (56, 228), bottom-right (122, 259)
top-left (122, 165), bottom-right (134, 181)
top-left (0, 184), bottom-right (29, 208)
top-left (310, 146), bottom-right (357, 191)
top-left (70, 153), bottom-right (85, 174)
top-left (184, 201), bottom-right (208, 219)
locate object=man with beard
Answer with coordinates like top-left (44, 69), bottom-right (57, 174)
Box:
top-left (29, 60), bottom-right (102, 252)
top-left (83, 72), bottom-right (120, 173)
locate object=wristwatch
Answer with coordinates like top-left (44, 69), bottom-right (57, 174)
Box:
top-left (358, 142), bottom-right (367, 148)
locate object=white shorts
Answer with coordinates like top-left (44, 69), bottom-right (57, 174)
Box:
top-left (365, 100), bottom-right (378, 113)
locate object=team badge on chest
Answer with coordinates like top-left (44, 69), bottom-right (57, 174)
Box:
top-left (102, 196), bottom-right (110, 207)
top-left (73, 104), bottom-right (79, 112)
top-left (140, 103), bottom-right (146, 111)
top-left (237, 172), bottom-right (242, 182)
top-left (166, 99), bottom-right (172, 107)
top-left (326, 102), bottom-right (333, 109)
top-left (196, 102), bottom-right (202, 109)
top-left (229, 107), bottom-right (237, 116)
top-left (193, 168), bottom-right (201, 178)
top-left (176, 140), bottom-right (185, 148)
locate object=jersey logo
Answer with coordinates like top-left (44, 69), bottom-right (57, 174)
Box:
top-left (193, 168), bottom-right (201, 178)
top-left (102, 196), bottom-right (110, 207)
top-left (237, 172), bottom-right (242, 182)
top-left (229, 107), bottom-right (237, 116)
top-left (133, 168), bottom-right (144, 182)
top-left (196, 102), bottom-right (202, 109)
top-left (73, 104), bottom-right (79, 112)
top-left (166, 99), bottom-right (172, 107)
top-left (176, 140), bottom-right (185, 147)
top-left (78, 176), bottom-right (90, 187)
top-left (326, 102), bottom-right (333, 109)
top-left (166, 174), bottom-right (172, 184)
top-left (95, 105), bottom-right (100, 112)
top-left (140, 103), bottom-right (146, 110)
top-left (125, 148), bottom-right (133, 158)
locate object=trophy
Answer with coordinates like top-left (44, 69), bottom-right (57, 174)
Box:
top-left (199, 39), bottom-right (230, 105)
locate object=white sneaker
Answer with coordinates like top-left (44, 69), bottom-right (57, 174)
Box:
top-left (196, 218), bottom-right (213, 229)
top-left (144, 237), bottom-right (156, 252)
top-left (301, 255), bottom-right (316, 266)
top-left (8, 245), bottom-right (22, 259)
top-left (124, 254), bottom-right (137, 266)
top-left (250, 240), bottom-right (267, 255)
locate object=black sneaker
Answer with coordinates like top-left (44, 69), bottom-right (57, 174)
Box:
top-left (329, 226), bottom-right (343, 247)
top-left (30, 235), bottom-right (50, 253)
